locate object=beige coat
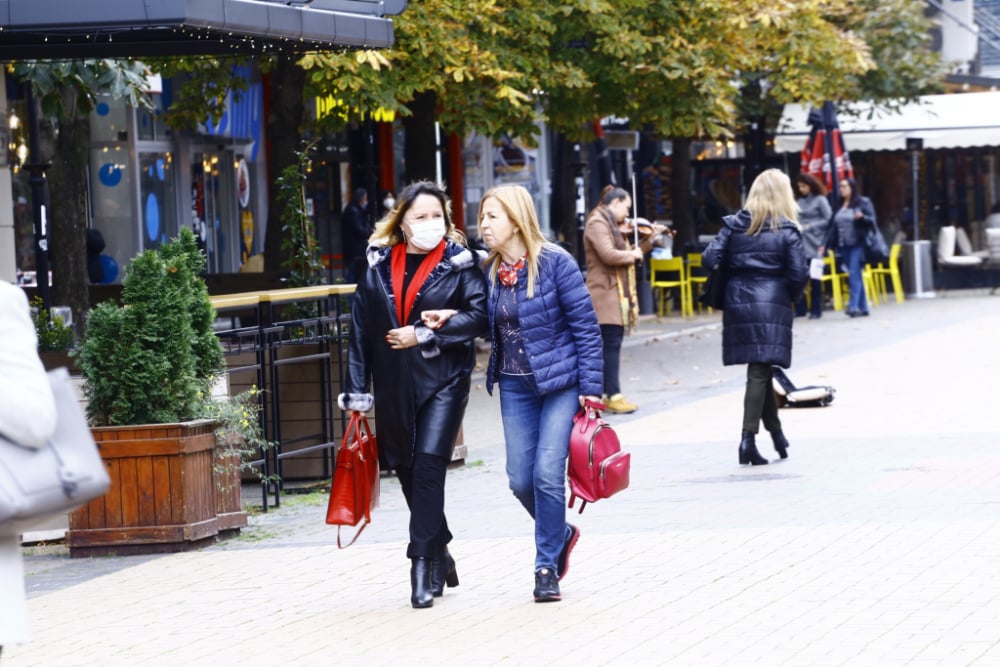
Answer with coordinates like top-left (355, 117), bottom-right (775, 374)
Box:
top-left (583, 207), bottom-right (655, 326)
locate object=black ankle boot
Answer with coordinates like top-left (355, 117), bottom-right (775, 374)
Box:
top-left (410, 558), bottom-right (434, 608)
top-left (771, 431), bottom-right (790, 459)
top-left (738, 431), bottom-right (768, 466)
top-left (431, 548), bottom-right (459, 597)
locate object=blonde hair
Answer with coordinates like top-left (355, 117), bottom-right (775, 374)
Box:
top-left (744, 169), bottom-right (801, 235)
top-left (479, 185), bottom-right (547, 298)
top-left (369, 180), bottom-right (466, 247)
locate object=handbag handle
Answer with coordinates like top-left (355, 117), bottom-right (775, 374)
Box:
top-left (343, 411), bottom-right (374, 456)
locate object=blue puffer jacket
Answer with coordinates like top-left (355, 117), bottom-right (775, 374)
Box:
top-left (485, 243), bottom-right (603, 397)
top-left (702, 211), bottom-right (808, 368)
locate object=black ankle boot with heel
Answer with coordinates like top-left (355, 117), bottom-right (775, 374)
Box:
top-left (738, 431), bottom-right (768, 466)
top-left (410, 557), bottom-right (434, 608)
top-left (771, 430), bottom-right (790, 459)
top-left (431, 548), bottom-right (459, 597)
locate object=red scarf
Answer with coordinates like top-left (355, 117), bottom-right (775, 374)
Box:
top-left (391, 240), bottom-right (446, 324)
top-left (498, 255), bottom-right (526, 286)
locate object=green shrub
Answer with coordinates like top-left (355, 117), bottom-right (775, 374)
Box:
top-left (78, 228), bottom-right (223, 426)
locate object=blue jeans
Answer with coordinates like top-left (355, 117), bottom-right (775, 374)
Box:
top-left (844, 244), bottom-right (868, 314)
top-left (498, 374), bottom-right (578, 573)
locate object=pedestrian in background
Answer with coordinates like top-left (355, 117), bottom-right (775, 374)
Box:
top-left (341, 187), bottom-right (370, 284)
top-left (379, 190), bottom-right (397, 219)
top-left (476, 184), bottom-right (603, 602)
top-left (820, 177), bottom-right (875, 317)
top-left (702, 169), bottom-right (808, 466)
top-left (338, 181), bottom-right (488, 609)
top-left (794, 173), bottom-right (832, 319)
top-left (0, 281), bottom-right (58, 656)
top-left (583, 186), bottom-right (664, 414)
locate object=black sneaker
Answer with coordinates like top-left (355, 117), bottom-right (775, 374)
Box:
top-left (533, 568), bottom-right (561, 602)
top-left (557, 524), bottom-right (580, 581)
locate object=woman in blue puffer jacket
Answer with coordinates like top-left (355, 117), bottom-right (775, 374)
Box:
top-left (702, 169), bottom-right (809, 466)
top-left (476, 184), bottom-right (603, 603)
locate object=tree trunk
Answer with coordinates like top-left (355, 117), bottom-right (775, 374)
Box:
top-left (670, 137), bottom-right (694, 247)
top-left (551, 132), bottom-right (588, 267)
top-left (44, 88), bottom-right (91, 336)
top-left (263, 58), bottom-right (306, 272)
top-left (402, 91), bottom-right (438, 183)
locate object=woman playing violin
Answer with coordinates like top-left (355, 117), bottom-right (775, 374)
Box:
top-left (582, 187), bottom-right (668, 414)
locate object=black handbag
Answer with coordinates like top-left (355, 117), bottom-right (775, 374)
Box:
top-left (863, 224), bottom-right (890, 264)
top-left (699, 262), bottom-right (728, 310)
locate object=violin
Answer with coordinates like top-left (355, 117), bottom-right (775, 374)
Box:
top-left (621, 217), bottom-right (674, 239)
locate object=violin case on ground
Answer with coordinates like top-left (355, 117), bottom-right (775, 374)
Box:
top-left (771, 366), bottom-right (836, 408)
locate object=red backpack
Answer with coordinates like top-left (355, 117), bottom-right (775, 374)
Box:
top-left (567, 400), bottom-right (631, 513)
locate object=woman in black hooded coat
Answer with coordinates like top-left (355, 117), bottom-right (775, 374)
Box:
top-left (702, 169), bottom-right (809, 466)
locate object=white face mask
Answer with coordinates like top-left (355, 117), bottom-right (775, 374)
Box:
top-left (383, 197), bottom-right (396, 210)
top-left (408, 219), bottom-right (446, 250)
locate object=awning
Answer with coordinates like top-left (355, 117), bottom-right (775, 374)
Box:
top-left (0, 0), bottom-right (405, 58)
top-left (774, 92), bottom-right (1000, 153)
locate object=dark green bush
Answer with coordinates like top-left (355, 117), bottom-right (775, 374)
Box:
top-left (78, 228), bottom-right (223, 426)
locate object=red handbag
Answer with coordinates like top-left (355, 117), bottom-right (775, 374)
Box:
top-left (325, 411), bottom-right (380, 548)
top-left (567, 399), bottom-right (631, 513)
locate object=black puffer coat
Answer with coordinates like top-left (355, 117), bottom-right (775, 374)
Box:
top-left (702, 211), bottom-right (808, 368)
top-left (339, 241), bottom-right (488, 469)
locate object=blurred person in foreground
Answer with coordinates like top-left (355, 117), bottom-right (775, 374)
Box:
top-left (702, 169), bottom-right (808, 466)
top-left (0, 281), bottom-right (58, 656)
top-left (338, 181), bottom-right (488, 609)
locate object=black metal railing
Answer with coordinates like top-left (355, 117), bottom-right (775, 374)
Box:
top-left (211, 285), bottom-right (355, 511)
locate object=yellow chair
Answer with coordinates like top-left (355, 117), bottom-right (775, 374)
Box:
top-left (869, 243), bottom-right (904, 304)
top-left (816, 251), bottom-right (846, 312)
top-left (650, 257), bottom-right (691, 317)
top-left (839, 261), bottom-right (878, 308)
top-left (685, 253), bottom-right (710, 313)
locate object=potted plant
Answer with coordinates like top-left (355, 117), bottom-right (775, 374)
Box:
top-left (31, 296), bottom-right (78, 373)
top-left (68, 227), bottom-right (250, 556)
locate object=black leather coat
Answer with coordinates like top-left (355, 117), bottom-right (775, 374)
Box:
top-left (339, 241), bottom-right (488, 469)
top-left (702, 211), bottom-right (808, 368)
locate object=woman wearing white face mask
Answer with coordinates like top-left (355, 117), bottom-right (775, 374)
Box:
top-left (338, 180), bottom-right (488, 609)
top-left (380, 190), bottom-right (396, 217)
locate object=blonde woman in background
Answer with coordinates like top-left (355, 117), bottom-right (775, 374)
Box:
top-left (702, 170), bottom-right (808, 466)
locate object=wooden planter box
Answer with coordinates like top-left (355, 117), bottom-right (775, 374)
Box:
top-left (215, 443), bottom-right (249, 533)
top-left (67, 420), bottom-right (246, 557)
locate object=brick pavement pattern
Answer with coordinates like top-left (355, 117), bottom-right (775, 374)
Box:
top-left (8, 293), bottom-right (1000, 666)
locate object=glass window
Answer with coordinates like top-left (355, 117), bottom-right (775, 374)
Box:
top-left (139, 152), bottom-right (178, 250)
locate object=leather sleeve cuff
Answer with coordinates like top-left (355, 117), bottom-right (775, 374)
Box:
top-left (338, 393), bottom-right (374, 412)
top-left (413, 323), bottom-right (441, 359)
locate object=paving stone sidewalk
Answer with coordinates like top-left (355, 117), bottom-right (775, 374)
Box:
top-left (8, 292), bottom-right (1000, 666)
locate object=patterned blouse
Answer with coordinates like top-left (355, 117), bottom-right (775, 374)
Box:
top-left (494, 280), bottom-right (532, 376)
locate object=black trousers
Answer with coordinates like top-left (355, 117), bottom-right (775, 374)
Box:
top-left (600, 324), bottom-right (624, 396)
top-left (742, 363), bottom-right (782, 434)
top-left (395, 453), bottom-right (452, 560)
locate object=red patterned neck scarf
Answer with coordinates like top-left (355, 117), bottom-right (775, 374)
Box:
top-left (391, 240), bottom-right (446, 324)
top-left (498, 255), bottom-right (526, 287)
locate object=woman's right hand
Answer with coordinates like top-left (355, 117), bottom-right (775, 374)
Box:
top-left (420, 309), bottom-right (457, 329)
